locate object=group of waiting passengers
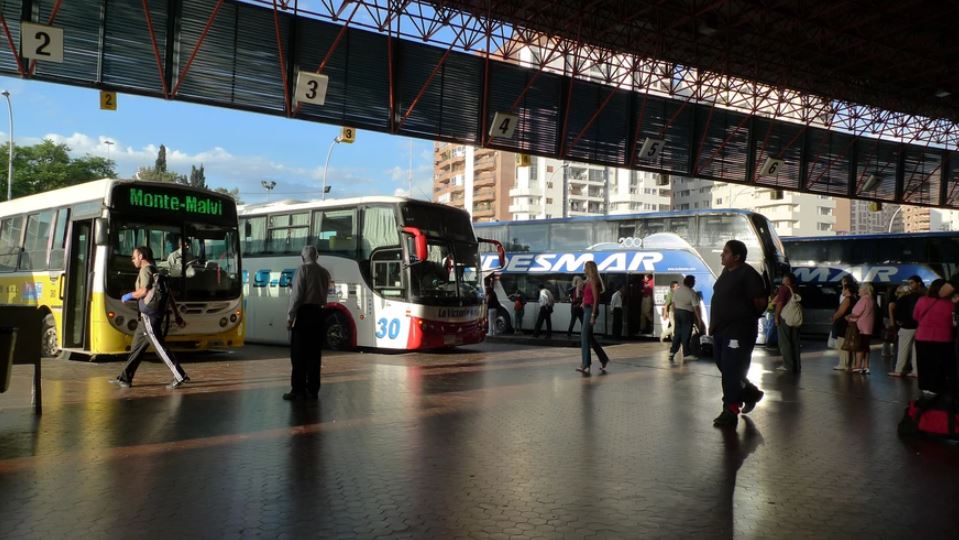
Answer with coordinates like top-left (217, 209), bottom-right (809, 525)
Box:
top-left (829, 273), bottom-right (958, 396)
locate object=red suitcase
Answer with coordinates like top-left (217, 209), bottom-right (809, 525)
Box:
top-left (898, 398), bottom-right (959, 439)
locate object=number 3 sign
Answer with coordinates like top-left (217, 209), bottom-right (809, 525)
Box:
top-left (21, 22), bottom-right (64, 63)
top-left (295, 71), bottom-right (329, 106)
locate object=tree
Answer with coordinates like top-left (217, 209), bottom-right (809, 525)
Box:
top-left (189, 164), bottom-right (206, 188)
top-left (0, 139), bottom-right (115, 198)
top-left (136, 144), bottom-right (186, 183)
top-left (155, 144), bottom-right (167, 173)
top-left (214, 186), bottom-right (243, 204)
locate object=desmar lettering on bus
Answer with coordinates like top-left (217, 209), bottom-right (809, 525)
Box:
top-left (482, 252), bottom-right (666, 273)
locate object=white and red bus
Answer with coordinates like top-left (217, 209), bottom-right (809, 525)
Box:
top-left (239, 196), bottom-right (503, 350)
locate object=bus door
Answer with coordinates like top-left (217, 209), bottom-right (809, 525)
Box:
top-left (624, 273), bottom-right (648, 337)
top-left (62, 220), bottom-right (94, 350)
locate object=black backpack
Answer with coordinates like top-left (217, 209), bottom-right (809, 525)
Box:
top-left (141, 265), bottom-right (170, 316)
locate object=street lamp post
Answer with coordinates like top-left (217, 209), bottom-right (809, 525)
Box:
top-left (322, 135), bottom-right (343, 200)
top-left (104, 140), bottom-right (114, 161)
top-left (888, 205), bottom-right (904, 233)
top-left (261, 180), bottom-right (277, 202)
top-left (1, 90), bottom-right (12, 200)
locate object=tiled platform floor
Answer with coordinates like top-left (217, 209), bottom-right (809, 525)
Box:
top-left (1, 340), bottom-right (956, 539)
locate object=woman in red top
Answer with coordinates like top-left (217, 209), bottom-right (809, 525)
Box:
top-left (912, 279), bottom-right (955, 394)
top-left (576, 261), bottom-right (610, 375)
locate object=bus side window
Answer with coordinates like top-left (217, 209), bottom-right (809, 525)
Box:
top-left (0, 216), bottom-right (24, 271)
top-left (48, 208), bottom-right (70, 270)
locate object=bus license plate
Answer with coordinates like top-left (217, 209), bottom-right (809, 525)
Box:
top-left (444, 336), bottom-right (461, 345)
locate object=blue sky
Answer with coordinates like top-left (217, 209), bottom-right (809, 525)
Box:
top-left (0, 77), bottom-right (437, 204)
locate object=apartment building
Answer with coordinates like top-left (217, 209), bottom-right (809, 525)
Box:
top-left (670, 178), bottom-right (837, 237)
top-left (507, 156), bottom-right (671, 219)
top-left (902, 206), bottom-right (959, 232)
top-left (433, 143), bottom-right (514, 222)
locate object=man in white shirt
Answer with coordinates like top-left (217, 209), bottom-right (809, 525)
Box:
top-left (533, 284), bottom-right (554, 338)
top-left (611, 285), bottom-right (625, 338)
top-left (669, 275), bottom-right (703, 363)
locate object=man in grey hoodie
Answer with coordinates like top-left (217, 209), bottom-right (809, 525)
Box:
top-left (285, 245), bottom-right (332, 401)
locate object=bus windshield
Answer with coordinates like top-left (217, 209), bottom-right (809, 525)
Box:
top-left (107, 220), bottom-right (241, 301)
top-left (401, 202), bottom-right (482, 305)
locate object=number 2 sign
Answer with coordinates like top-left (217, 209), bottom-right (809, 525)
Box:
top-left (21, 22), bottom-right (64, 63)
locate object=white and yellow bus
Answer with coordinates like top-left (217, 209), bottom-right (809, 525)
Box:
top-left (0, 179), bottom-right (244, 360)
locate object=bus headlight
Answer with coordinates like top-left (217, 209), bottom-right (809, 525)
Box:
top-left (219, 317), bottom-right (228, 327)
top-left (114, 315), bottom-right (125, 327)
top-left (127, 320), bottom-right (138, 331)
top-left (229, 313), bottom-right (238, 323)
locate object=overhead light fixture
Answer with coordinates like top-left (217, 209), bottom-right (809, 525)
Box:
top-left (861, 173), bottom-right (880, 192)
top-left (935, 89), bottom-right (951, 99)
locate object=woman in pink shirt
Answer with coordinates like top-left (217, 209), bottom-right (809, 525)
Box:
top-left (912, 279), bottom-right (955, 394)
top-left (846, 283), bottom-right (876, 373)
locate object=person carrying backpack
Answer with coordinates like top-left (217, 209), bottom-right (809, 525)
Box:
top-left (111, 245), bottom-right (188, 389)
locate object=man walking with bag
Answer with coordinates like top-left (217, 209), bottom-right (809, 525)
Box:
top-left (285, 245), bottom-right (332, 401)
top-left (112, 246), bottom-right (188, 389)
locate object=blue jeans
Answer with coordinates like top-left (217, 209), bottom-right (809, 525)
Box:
top-left (581, 306), bottom-right (609, 368)
top-left (670, 309), bottom-right (694, 356)
top-left (714, 330), bottom-right (758, 407)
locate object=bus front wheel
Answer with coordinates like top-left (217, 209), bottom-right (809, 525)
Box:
top-left (323, 312), bottom-right (352, 350)
top-left (41, 314), bottom-right (61, 359)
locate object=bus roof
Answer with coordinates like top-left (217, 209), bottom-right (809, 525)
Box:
top-left (238, 196), bottom-right (457, 216)
top-left (473, 208), bottom-right (762, 227)
top-left (784, 231), bottom-right (959, 242)
top-left (0, 178), bottom-right (117, 218)
top-left (0, 178), bottom-right (238, 220)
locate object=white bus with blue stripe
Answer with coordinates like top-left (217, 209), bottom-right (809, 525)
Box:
top-left (783, 232), bottom-right (959, 334)
top-left (481, 234), bottom-right (714, 337)
top-left (239, 197), bottom-right (503, 350)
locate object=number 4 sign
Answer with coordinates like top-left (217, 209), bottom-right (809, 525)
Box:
top-left (294, 71), bottom-right (329, 106)
top-left (21, 22), bottom-right (64, 63)
top-left (489, 112), bottom-right (518, 139)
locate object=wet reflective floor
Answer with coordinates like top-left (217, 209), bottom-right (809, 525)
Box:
top-left (1, 340), bottom-right (957, 539)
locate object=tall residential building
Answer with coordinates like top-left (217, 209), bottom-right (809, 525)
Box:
top-left (670, 179), bottom-right (836, 237)
top-left (844, 201), bottom-right (902, 234)
top-left (507, 157), bottom-right (671, 220)
top-left (902, 206), bottom-right (959, 232)
top-left (433, 143), bottom-right (514, 222)
top-left (903, 206), bottom-right (931, 232)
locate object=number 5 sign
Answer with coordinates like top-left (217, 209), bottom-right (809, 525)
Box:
top-left (21, 22), bottom-right (64, 63)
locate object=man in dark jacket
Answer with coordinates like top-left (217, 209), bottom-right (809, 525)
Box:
top-left (888, 275), bottom-right (924, 377)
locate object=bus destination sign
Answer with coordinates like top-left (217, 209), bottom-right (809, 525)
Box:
top-left (128, 187), bottom-right (223, 216)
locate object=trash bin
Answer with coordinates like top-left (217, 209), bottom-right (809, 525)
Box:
top-left (0, 326), bottom-right (18, 393)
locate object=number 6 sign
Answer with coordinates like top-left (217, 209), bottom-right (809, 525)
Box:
top-left (21, 22), bottom-right (64, 63)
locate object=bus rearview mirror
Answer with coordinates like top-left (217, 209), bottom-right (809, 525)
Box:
top-left (94, 218), bottom-right (108, 246)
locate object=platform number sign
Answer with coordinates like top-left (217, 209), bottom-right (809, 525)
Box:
top-left (759, 157), bottom-right (784, 177)
top-left (489, 112), bottom-right (518, 139)
top-left (637, 137), bottom-right (665, 161)
top-left (294, 71), bottom-right (329, 106)
top-left (100, 91), bottom-right (117, 111)
top-left (21, 22), bottom-right (64, 63)
top-left (340, 126), bottom-right (356, 144)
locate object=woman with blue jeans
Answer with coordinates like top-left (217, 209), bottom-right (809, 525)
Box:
top-left (576, 260), bottom-right (610, 375)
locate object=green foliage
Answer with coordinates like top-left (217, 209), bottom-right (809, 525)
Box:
top-left (189, 164), bottom-right (206, 188)
top-left (0, 139), bottom-right (115, 198)
top-left (155, 144), bottom-right (167, 173)
top-left (214, 186), bottom-right (242, 204)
